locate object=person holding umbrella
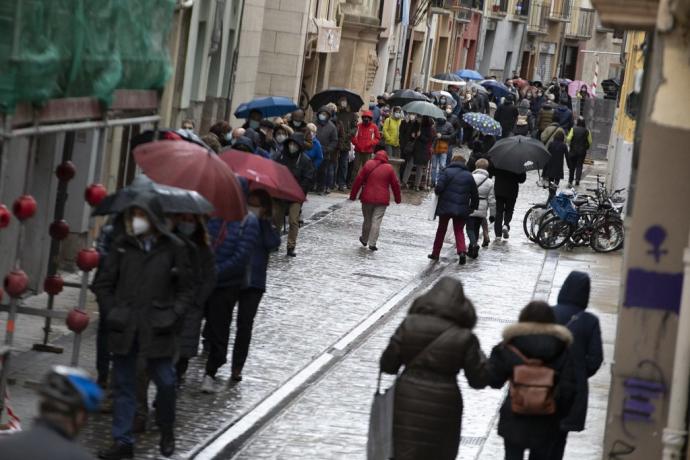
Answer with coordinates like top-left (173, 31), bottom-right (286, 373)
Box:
top-left (352, 110), bottom-right (381, 177)
top-left (314, 106), bottom-right (339, 194)
top-left (273, 133), bottom-right (315, 257)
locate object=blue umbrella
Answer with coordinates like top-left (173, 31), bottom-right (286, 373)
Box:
top-left (455, 69), bottom-right (484, 81)
top-left (234, 96), bottom-right (298, 119)
top-left (480, 80), bottom-right (512, 100)
top-left (462, 112), bottom-right (502, 137)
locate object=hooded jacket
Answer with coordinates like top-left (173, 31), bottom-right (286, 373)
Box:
top-left (382, 115), bottom-right (402, 147)
top-left (352, 111), bottom-right (381, 154)
top-left (553, 271), bottom-right (603, 431)
top-left (555, 105), bottom-right (574, 131)
top-left (434, 162), bottom-right (479, 218)
top-left (336, 109), bottom-right (358, 151)
top-left (469, 168), bottom-right (496, 219)
top-left (488, 321), bottom-right (577, 447)
top-left (315, 106), bottom-right (339, 157)
top-left (537, 104), bottom-right (555, 132)
top-left (380, 277), bottom-right (489, 460)
top-left (276, 134), bottom-right (316, 195)
top-left (92, 193), bottom-right (194, 358)
top-left (349, 151), bottom-right (401, 206)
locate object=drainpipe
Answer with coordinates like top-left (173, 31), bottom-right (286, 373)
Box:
top-left (420, 12), bottom-right (433, 89)
top-left (662, 228), bottom-right (690, 460)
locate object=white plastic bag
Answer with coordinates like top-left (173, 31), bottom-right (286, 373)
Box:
top-left (427, 194), bottom-right (438, 221)
top-left (348, 143), bottom-right (356, 162)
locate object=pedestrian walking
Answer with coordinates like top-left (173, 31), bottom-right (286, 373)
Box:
top-left (349, 150), bottom-right (402, 251)
top-left (382, 106), bottom-right (403, 158)
top-left (550, 271), bottom-right (604, 459)
top-left (172, 214), bottom-right (215, 383)
top-left (352, 110), bottom-right (381, 176)
top-left (0, 366), bottom-right (103, 460)
top-left (466, 159), bottom-right (495, 259)
top-left (555, 102), bottom-right (574, 132)
top-left (494, 95), bottom-right (519, 138)
top-left (379, 277), bottom-right (488, 460)
top-left (543, 130), bottom-right (568, 199)
top-left (514, 99), bottom-right (534, 137)
top-left (536, 95), bottom-right (555, 136)
top-left (273, 133), bottom-right (315, 257)
top-left (402, 115), bottom-right (434, 191)
top-left (566, 117), bottom-right (592, 186)
top-left (93, 193), bottom-right (194, 459)
top-left (540, 121), bottom-right (566, 149)
top-left (490, 165), bottom-right (526, 240)
top-left (315, 106), bottom-right (339, 194)
top-left (335, 96), bottom-right (358, 190)
top-left (487, 301), bottom-right (578, 460)
top-left (428, 155), bottom-right (478, 265)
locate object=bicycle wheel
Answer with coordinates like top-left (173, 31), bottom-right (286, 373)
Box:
top-left (523, 205), bottom-right (553, 242)
top-left (537, 215), bottom-right (573, 249)
top-left (590, 217), bottom-right (625, 253)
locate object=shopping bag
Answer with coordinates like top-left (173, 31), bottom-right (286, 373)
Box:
top-left (367, 374), bottom-right (395, 460)
top-left (427, 193), bottom-right (438, 221)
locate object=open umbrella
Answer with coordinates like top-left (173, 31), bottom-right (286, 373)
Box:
top-left (455, 69), bottom-right (484, 81)
top-left (309, 88), bottom-right (364, 111)
top-left (567, 80), bottom-right (595, 98)
top-left (431, 90), bottom-right (457, 108)
top-left (402, 101), bottom-right (446, 119)
top-left (94, 175), bottom-right (214, 216)
top-left (234, 96), bottom-right (298, 119)
top-left (133, 140), bottom-right (246, 221)
top-left (487, 136), bottom-right (551, 174)
top-left (429, 73), bottom-right (466, 86)
top-left (511, 78), bottom-right (530, 89)
top-left (220, 150), bottom-right (306, 203)
top-left (462, 112), bottom-right (502, 136)
top-left (386, 89), bottom-right (430, 107)
top-left (480, 80), bottom-right (512, 100)
top-left (467, 82), bottom-right (488, 94)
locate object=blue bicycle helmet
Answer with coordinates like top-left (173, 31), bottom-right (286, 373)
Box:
top-left (39, 366), bottom-right (103, 413)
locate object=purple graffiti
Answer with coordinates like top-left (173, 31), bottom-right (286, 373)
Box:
top-left (644, 225), bottom-right (668, 263)
top-left (622, 378), bottom-right (665, 422)
top-left (624, 268), bottom-right (683, 313)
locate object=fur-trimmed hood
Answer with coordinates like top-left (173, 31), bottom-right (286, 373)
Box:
top-left (503, 322), bottom-right (573, 345)
top-left (409, 277), bottom-right (477, 329)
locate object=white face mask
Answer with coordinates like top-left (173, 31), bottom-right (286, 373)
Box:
top-left (275, 134), bottom-right (287, 144)
top-left (393, 112), bottom-right (402, 119)
top-left (288, 143), bottom-right (299, 154)
top-left (249, 120), bottom-right (260, 130)
top-left (445, 108), bottom-right (452, 114)
top-left (409, 114), bottom-right (416, 121)
top-left (293, 120), bottom-right (303, 127)
top-left (248, 205), bottom-right (262, 216)
top-left (318, 114), bottom-right (328, 122)
top-left (132, 216), bottom-right (150, 236)
top-left (340, 101), bottom-right (347, 108)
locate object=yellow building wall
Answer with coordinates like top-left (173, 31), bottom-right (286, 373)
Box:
top-left (614, 31), bottom-right (646, 142)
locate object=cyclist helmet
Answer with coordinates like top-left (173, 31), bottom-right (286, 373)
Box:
top-left (39, 366), bottom-right (103, 413)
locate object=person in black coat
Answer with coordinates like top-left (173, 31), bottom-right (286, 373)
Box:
top-left (543, 130), bottom-right (568, 200)
top-left (490, 165), bottom-right (526, 240)
top-left (399, 115), bottom-right (419, 181)
top-left (380, 277), bottom-right (489, 460)
top-left (566, 117), bottom-right (592, 186)
top-left (429, 155), bottom-right (479, 265)
top-left (488, 301), bottom-right (578, 460)
top-left (494, 97), bottom-right (519, 138)
top-left (551, 271), bottom-right (603, 459)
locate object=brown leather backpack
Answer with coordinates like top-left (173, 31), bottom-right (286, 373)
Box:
top-left (506, 344), bottom-right (557, 415)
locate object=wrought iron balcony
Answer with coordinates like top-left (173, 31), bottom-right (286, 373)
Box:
top-left (565, 7), bottom-right (594, 40)
top-left (548, 0), bottom-right (572, 21)
top-left (527, 1), bottom-right (549, 34)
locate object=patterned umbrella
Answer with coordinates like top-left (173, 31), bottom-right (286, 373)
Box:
top-left (462, 112), bottom-right (502, 136)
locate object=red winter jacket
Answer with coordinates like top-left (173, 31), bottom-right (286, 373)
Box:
top-left (352, 121), bottom-right (381, 154)
top-left (350, 151), bottom-right (402, 206)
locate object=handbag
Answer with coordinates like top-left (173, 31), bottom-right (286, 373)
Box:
top-left (366, 326), bottom-right (456, 460)
top-left (427, 193), bottom-right (438, 221)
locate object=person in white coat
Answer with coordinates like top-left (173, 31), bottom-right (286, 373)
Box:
top-left (466, 158), bottom-right (495, 259)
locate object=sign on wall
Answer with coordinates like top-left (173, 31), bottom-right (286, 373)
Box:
top-left (315, 19), bottom-right (341, 53)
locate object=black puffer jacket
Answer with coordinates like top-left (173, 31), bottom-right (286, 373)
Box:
top-left (488, 322), bottom-right (577, 448)
top-left (92, 193), bottom-right (194, 359)
top-left (380, 277), bottom-right (489, 460)
top-left (494, 102), bottom-right (519, 136)
top-left (399, 119), bottom-right (419, 160)
top-left (491, 168), bottom-right (526, 199)
top-left (316, 106), bottom-right (339, 159)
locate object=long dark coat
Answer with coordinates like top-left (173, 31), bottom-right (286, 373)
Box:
top-left (399, 119), bottom-right (418, 161)
top-left (488, 322), bottom-right (578, 449)
top-left (412, 123), bottom-right (434, 166)
top-left (552, 271), bottom-right (603, 432)
top-left (380, 277), bottom-right (489, 460)
top-left (543, 140), bottom-right (568, 181)
top-left (93, 195), bottom-right (194, 359)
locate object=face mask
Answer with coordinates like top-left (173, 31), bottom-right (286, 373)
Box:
top-left (340, 101), bottom-right (348, 108)
top-left (288, 143), bottom-right (299, 154)
top-left (318, 114), bottom-right (328, 122)
top-left (183, 128), bottom-right (194, 134)
top-left (275, 134), bottom-right (287, 144)
top-left (445, 108), bottom-right (452, 115)
top-left (393, 112), bottom-right (402, 119)
top-left (132, 216), bottom-right (150, 236)
top-left (440, 98), bottom-right (446, 104)
top-left (408, 115), bottom-right (416, 121)
top-left (293, 120), bottom-right (303, 127)
top-left (249, 120), bottom-right (260, 130)
top-left (177, 221), bottom-right (196, 236)
top-left (362, 119), bottom-right (371, 125)
top-left (225, 132), bottom-right (233, 142)
top-left (248, 206), bottom-right (262, 216)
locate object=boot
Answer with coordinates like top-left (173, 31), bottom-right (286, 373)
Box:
top-left (231, 368), bottom-right (243, 382)
top-left (98, 441), bottom-right (134, 460)
top-left (427, 254), bottom-right (439, 261)
top-left (160, 428), bottom-right (175, 457)
top-left (458, 253), bottom-right (467, 265)
top-left (286, 248), bottom-right (297, 257)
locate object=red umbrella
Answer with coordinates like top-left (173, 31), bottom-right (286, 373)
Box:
top-left (133, 140), bottom-right (246, 221)
top-left (219, 150), bottom-right (306, 203)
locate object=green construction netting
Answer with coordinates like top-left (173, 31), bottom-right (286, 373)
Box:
top-left (0, 0), bottom-right (175, 113)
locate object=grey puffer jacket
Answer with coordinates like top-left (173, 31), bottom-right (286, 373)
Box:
top-left (469, 168), bottom-right (496, 219)
top-left (316, 105), bottom-right (339, 159)
top-left (380, 277), bottom-right (489, 460)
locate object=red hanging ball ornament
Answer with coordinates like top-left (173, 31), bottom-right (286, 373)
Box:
top-left (44, 275), bottom-right (64, 296)
top-left (66, 308), bottom-right (90, 333)
top-left (76, 248), bottom-right (100, 272)
top-left (4, 270), bottom-right (29, 298)
top-left (84, 184), bottom-right (107, 207)
top-left (49, 219), bottom-right (70, 241)
top-left (12, 195), bottom-right (37, 221)
top-left (55, 161), bottom-right (77, 182)
top-left (0, 204), bottom-right (10, 229)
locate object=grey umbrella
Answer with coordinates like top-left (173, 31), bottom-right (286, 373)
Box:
top-left (486, 136), bottom-right (551, 174)
top-left (387, 89), bottom-right (430, 107)
top-left (402, 101), bottom-right (446, 119)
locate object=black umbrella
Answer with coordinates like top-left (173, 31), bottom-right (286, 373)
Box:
top-left (93, 175), bottom-right (214, 216)
top-left (386, 89), bottom-right (430, 108)
top-left (309, 88), bottom-right (364, 111)
top-left (486, 136), bottom-right (551, 174)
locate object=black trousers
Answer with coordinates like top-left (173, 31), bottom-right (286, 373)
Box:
top-left (495, 194), bottom-right (518, 236)
top-left (204, 286), bottom-right (264, 378)
top-left (568, 154), bottom-right (585, 184)
top-left (504, 440), bottom-right (553, 460)
top-left (466, 216), bottom-right (483, 247)
top-left (96, 305), bottom-right (111, 386)
top-left (550, 431), bottom-right (568, 459)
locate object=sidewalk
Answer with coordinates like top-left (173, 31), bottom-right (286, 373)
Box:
top-left (232, 161), bottom-right (621, 460)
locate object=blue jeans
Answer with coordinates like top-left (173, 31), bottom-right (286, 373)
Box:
top-left (325, 159), bottom-right (336, 189)
top-left (430, 153), bottom-right (447, 185)
top-left (112, 349), bottom-right (176, 444)
top-left (337, 150), bottom-right (349, 187)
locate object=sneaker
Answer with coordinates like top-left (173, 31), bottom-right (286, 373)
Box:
top-left (287, 248), bottom-right (297, 257)
top-left (201, 375), bottom-right (220, 394)
top-left (368, 245), bottom-right (378, 251)
top-left (458, 253), bottom-right (467, 265)
top-left (467, 246), bottom-right (479, 259)
top-left (160, 428), bottom-right (175, 457)
top-left (502, 225), bottom-right (510, 239)
top-left (359, 237), bottom-right (367, 247)
top-left (98, 441), bottom-right (134, 460)
top-left (428, 254), bottom-right (439, 261)
top-left (481, 239), bottom-right (490, 248)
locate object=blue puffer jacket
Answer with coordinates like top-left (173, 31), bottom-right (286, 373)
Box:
top-left (434, 162), bottom-right (479, 218)
top-left (245, 218), bottom-right (281, 291)
top-left (207, 215), bottom-right (260, 288)
top-left (555, 105), bottom-right (574, 131)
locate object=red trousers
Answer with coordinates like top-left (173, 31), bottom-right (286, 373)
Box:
top-left (431, 215), bottom-right (466, 256)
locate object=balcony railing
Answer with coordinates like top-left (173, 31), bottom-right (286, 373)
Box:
top-left (565, 8), bottom-right (594, 40)
top-left (433, 0), bottom-right (484, 12)
top-left (527, 1), bottom-right (549, 33)
top-left (548, 0), bottom-right (572, 21)
top-left (514, 0), bottom-right (530, 18)
top-left (456, 6), bottom-right (473, 22)
top-left (486, 0), bottom-right (509, 17)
